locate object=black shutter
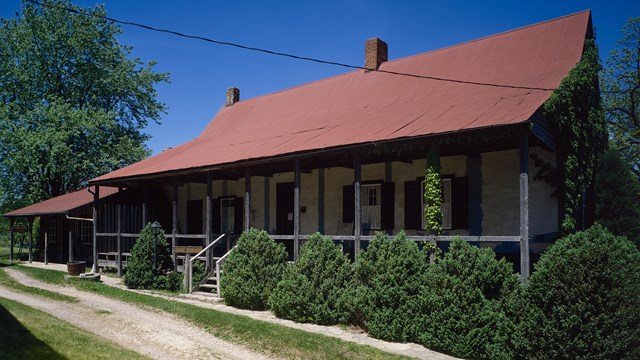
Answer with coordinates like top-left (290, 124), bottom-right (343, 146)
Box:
top-left (212, 198), bottom-right (221, 233)
top-left (381, 182), bottom-right (395, 230)
top-left (404, 180), bottom-right (421, 230)
top-left (342, 185), bottom-right (354, 223)
top-left (234, 197), bottom-right (244, 233)
top-left (451, 177), bottom-right (469, 229)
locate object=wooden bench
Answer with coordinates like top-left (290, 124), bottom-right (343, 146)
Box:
top-left (97, 252), bottom-right (132, 269)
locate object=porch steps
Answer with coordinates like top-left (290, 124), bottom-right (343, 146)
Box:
top-left (197, 269), bottom-right (221, 297)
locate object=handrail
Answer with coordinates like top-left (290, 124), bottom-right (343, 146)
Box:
top-left (188, 234), bottom-right (225, 293)
top-left (215, 245), bottom-right (237, 297)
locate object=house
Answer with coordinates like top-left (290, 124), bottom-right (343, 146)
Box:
top-left (4, 11), bottom-right (595, 285)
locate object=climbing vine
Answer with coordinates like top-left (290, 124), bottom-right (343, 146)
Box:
top-left (423, 148), bottom-right (442, 235)
top-left (543, 38), bottom-right (607, 233)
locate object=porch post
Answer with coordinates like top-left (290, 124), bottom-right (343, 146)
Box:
top-left (318, 168), bottom-right (325, 234)
top-left (9, 218), bottom-right (14, 261)
top-left (92, 186), bottom-right (99, 273)
top-left (44, 232), bottom-right (48, 265)
top-left (117, 187), bottom-right (123, 277)
top-left (68, 222), bottom-right (73, 263)
top-left (172, 179), bottom-right (178, 271)
top-left (28, 217), bottom-right (33, 263)
top-left (293, 160), bottom-right (301, 260)
top-left (244, 168), bottom-right (251, 232)
top-left (142, 185), bottom-right (149, 226)
top-left (519, 133), bottom-right (530, 284)
top-left (206, 172), bottom-right (212, 272)
top-left (354, 153), bottom-right (362, 257)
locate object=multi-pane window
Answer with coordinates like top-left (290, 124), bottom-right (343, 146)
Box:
top-left (421, 178), bottom-right (452, 230)
top-left (81, 221), bottom-right (93, 244)
top-left (220, 198), bottom-right (235, 234)
top-left (47, 219), bottom-right (57, 244)
top-left (361, 184), bottom-right (381, 229)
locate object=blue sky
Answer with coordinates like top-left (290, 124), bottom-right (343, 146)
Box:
top-left (1, 0), bottom-right (638, 155)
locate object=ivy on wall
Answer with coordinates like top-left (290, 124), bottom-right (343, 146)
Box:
top-left (423, 148), bottom-right (442, 235)
top-left (543, 38), bottom-right (607, 233)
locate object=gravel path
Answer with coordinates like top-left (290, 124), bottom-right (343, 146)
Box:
top-left (0, 268), bottom-right (269, 360)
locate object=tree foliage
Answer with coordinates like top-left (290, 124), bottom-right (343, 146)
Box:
top-left (520, 225), bottom-right (640, 359)
top-left (221, 228), bottom-right (287, 310)
top-left (602, 17), bottom-right (640, 179)
top-left (0, 0), bottom-right (168, 209)
top-left (268, 233), bottom-right (354, 325)
top-left (543, 38), bottom-right (607, 232)
top-left (594, 147), bottom-right (640, 247)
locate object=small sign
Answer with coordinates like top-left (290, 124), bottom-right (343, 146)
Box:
top-left (12, 225), bottom-right (28, 233)
top-left (174, 246), bottom-right (202, 254)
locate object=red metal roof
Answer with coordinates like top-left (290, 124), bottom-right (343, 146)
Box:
top-left (93, 11), bottom-right (591, 183)
top-left (3, 187), bottom-right (119, 217)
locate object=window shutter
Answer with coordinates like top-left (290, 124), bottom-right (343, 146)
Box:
top-left (404, 180), bottom-right (421, 230)
top-left (212, 198), bottom-right (221, 233)
top-left (381, 182), bottom-right (395, 230)
top-left (234, 197), bottom-right (244, 233)
top-left (452, 177), bottom-right (469, 229)
top-left (342, 185), bottom-right (354, 223)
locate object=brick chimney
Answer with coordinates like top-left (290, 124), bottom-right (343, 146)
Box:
top-left (226, 87), bottom-right (240, 106)
top-left (365, 37), bottom-right (388, 71)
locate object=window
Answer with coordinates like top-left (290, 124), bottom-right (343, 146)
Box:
top-left (361, 184), bottom-right (381, 230)
top-left (81, 221), bottom-right (93, 245)
top-left (421, 178), bottom-right (452, 230)
top-left (220, 197), bottom-right (236, 234)
top-left (47, 219), bottom-right (57, 244)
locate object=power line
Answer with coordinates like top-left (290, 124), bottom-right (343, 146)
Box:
top-left (25, 0), bottom-right (610, 94)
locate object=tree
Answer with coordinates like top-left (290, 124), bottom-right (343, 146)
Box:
top-left (594, 147), bottom-right (640, 247)
top-left (602, 17), bottom-right (640, 178)
top-left (423, 148), bottom-right (442, 235)
top-left (0, 0), bottom-right (168, 209)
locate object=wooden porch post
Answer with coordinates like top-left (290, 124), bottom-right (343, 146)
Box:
top-left (206, 172), bottom-right (213, 272)
top-left (28, 217), bottom-right (33, 263)
top-left (354, 153), bottom-right (362, 257)
top-left (44, 232), bottom-right (48, 265)
top-left (9, 218), bottom-right (14, 261)
top-left (245, 168), bottom-right (251, 232)
top-left (117, 187), bottom-right (123, 277)
top-left (172, 179), bottom-right (178, 271)
top-left (68, 223), bottom-right (73, 263)
top-left (92, 186), bottom-right (99, 273)
top-left (142, 185), bottom-right (149, 226)
top-left (519, 133), bottom-right (530, 284)
top-left (293, 160), bottom-right (301, 260)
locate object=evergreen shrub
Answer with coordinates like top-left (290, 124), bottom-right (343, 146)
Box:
top-left (352, 231), bottom-right (427, 341)
top-left (221, 228), bottom-right (287, 310)
top-left (269, 233), bottom-right (353, 324)
top-left (124, 222), bottom-right (180, 291)
top-left (521, 224), bottom-right (640, 359)
top-left (416, 238), bottom-right (522, 360)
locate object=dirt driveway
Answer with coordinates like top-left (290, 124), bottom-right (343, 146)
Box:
top-left (0, 268), bottom-right (269, 360)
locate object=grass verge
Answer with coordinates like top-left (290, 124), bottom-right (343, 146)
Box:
top-left (0, 296), bottom-right (147, 360)
top-left (0, 268), bottom-right (77, 303)
top-left (15, 266), bottom-right (407, 360)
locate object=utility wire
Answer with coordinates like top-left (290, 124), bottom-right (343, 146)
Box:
top-left (25, 0), bottom-right (609, 94)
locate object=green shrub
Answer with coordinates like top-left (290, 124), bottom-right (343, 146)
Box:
top-left (221, 228), bottom-right (287, 310)
top-left (269, 233), bottom-right (353, 325)
top-left (594, 147), bottom-right (640, 247)
top-left (191, 259), bottom-right (206, 287)
top-left (520, 224), bottom-right (640, 359)
top-left (352, 231), bottom-right (427, 341)
top-left (124, 222), bottom-right (179, 291)
top-left (416, 238), bottom-right (522, 360)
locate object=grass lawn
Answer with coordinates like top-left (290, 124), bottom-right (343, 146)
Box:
top-left (14, 265), bottom-right (407, 360)
top-left (0, 268), bottom-right (77, 303)
top-left (0, 297), bottom-right (147, 360)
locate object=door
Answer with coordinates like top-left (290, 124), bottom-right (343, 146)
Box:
top-left (187, 200), bottom-right (203, 234)
top-left (276, 182), bottom-right (294, 234)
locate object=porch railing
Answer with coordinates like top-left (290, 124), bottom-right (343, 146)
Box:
top-left (186, 234), bottom-right (225, 294)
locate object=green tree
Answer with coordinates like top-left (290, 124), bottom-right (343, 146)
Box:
top-left (594, 147), bottom-right (640, 247)
top-left (423, 148), bottom-right (442, 235)
top-left (602, 17), bottom-right (640, 178)
top-left (0, 0), bottom-right (168, 209)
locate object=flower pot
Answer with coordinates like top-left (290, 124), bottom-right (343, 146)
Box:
top-left (67, 261), bottom-right (86, 276)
